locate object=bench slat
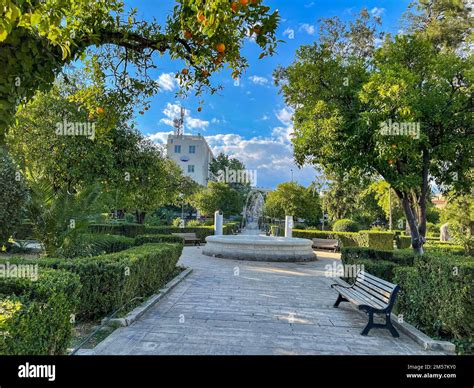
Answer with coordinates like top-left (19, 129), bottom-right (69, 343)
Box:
top-left (335, 286), bottom-right (387, 310)
top-left (359, 272), bottom-right (397, 290)
top-left (353, 282), bottom-right (391, 304)
top-left (357, 273), bottom-right (396, 294)
top-left (356, 278), bottom-right (393, 298)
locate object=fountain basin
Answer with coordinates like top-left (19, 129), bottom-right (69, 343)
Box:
top-left (203, 235), bottom-right (316, 262)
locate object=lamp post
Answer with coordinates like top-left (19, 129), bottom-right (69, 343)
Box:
top-left (388, 186), bottom-right (393, 231)
top-left (178, 193), bottom-right (185, 227)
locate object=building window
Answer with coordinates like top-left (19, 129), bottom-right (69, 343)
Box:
top-left (174, 145), bottom-right (181, 153)
top-left (189, 145), bottom-right (196, 154)
top-left (188, 165), bottom-right (195, 173)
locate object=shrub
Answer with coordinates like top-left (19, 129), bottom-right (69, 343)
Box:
top-left (0, 243), bottom-right (183, 321)
top-left (88, 223), bottom-right (146, 237)
top-left (186, 220), bottom-right (202, 227)
top-left (394, 254), bottom-right (474, 346)
top-left (357, 231), bottom-right (395, 250)
top-left (396, 235), bottom-right (412, 249)
top-left (424, 242), bottom-right (465, 255)
top-left (0, 152), bottom-right (28, 246)
top-left (293, 229), bottom-right (359, 247)
top-left (143, 225), bottom-right (235, 241)
top-left (57, 243), bottom-right (183, 320)
top-left (135, 234), bottom-right (184, 246)
top-left (333, 219), bottom-right (360, 232)
top-left (57, 234), bottom-right (136, 259)
top-left (0, 268), bottom-right (81, 355)
top-left (13, 222), bottom-right (35, 240)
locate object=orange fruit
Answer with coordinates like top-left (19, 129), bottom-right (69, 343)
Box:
top-left (182, 68), bottom-right (189, 75)
top-left (240, 0), bottom-right (248, 5)
top-left (197, 12), bottom-right (205, 23)
top-left (216, 43), bottom-right (226, 53)
top-left (184, 31), bottom-right (193, 39)
top-left (96, 107), bottom-right (104, 114)
top-left (231, 2), bottom-right (238, 12)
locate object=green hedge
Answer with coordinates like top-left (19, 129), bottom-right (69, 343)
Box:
top-left (57, 243), bottom-right (183, 320)
top-left (88, 223), bottom-right (146, 237)
top-left (57, 234), bottom-right (136, 258)
top-left (292, 230), bottom-right (359, 247)
top-left (144, 225), bottom-right (236, 242)
top-left (333, 219), bottom-right (360, 232)
top-left (424, 242), bottom-right (465, 255)
top-left (134, 234), bottom-right (185, 246)
top-left (341, 247), bottom-right (412, 281)
top-left (357, 231), bottom-right (395, 251)
top-left (0, 268), bottom-right (81, 355)
top-left (396, 235), bottom-right (412, 249)
top-left (394, 254), bottom-right (474, 348)
top-left (1, 243), bottom-right (183, 321)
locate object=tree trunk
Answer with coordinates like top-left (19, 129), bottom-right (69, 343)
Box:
top-left (135, 210), bottom-right (146, 224)
top-left (417, 148), bottom-right (430, 240)
top-left (396, 190), bottom-right (424, 255)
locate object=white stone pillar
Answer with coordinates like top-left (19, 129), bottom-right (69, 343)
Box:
top-left (214, 211), bottom-right (224, 236)
top-left (285, 216), bottom-right (293, 238)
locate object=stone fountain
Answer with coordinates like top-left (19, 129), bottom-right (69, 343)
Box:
top-left (203, 191), bottom-right (316, 262)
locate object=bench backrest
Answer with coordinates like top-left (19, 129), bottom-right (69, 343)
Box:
top-left (354, 271), bottom-right (399, 308)
top-left (312, 238), bottom-right (339, 245)
top-left (172, 233), bottom-right (198, 239)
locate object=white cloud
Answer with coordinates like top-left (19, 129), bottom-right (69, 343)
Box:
top-left (147, 131), bottom-right (173, 144)
top-left (299, 23), bottom-right (316, 36)
top-left (249, 75), bottom-right (269, 86)
top-left (370, 7), bottom-right (385, 17)
top-left (159, 103), bottom-right (209, 131)
top-left (186, 117), bottom-right (210, 130)
top-left (205, 131), bottom-right (314, 189)
top-left (156, 73), bottom-right (178, 92)
top-left (276, 107), bottom-right (294, 126)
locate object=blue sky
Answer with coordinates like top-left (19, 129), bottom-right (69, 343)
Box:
top-left (125, 0), bottom-right (411, 189)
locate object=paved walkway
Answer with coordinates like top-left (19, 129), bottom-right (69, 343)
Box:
top-left (89, 247), bottom-right (441, 355)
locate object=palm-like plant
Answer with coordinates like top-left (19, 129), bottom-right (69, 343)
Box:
top-left (26, 180), bottom-right (104, 257)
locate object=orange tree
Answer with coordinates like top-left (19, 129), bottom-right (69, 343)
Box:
top-left (0, 0), bottom-right (280, 143)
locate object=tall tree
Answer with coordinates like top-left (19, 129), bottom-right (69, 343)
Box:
top-left (275, 4), bottom-right (473, 253)
top-left (191, 181), bottom-right (242, 217)
top-left (209, 152), bottom-right (252, 197)
top-left (265, 182), bottom-right (321, 225)
top-left (0, 0), bottom-right (280, 142)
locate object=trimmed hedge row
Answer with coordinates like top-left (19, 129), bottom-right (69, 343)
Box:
top-left (88, 223), bottom-right (146, 237)
top-left (293, 229), bottom-right (395, 250)
top-left (134, 234), bottom-right (185, 246)
top-left (57, 234), bottom-right (136, 258)
top-left (89, 223), bottom-right (238, 241)
top-left (0, 269), bottom-right (81, 355)
top-left (394, 254), bottom-right (474, 348)
top-left (341, 247), bottom-right (414, 280)
top-left (1, 243), bottom-right (183, 321)
top-left (292, 230), bottom-right (359, 248)
top-left (59, 243), bottom-right (183, 320)
top-left (356, 231), bottom-right (395, 250)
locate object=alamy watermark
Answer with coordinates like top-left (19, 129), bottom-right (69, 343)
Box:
top-left (379, 119), bottom-right (420, 139)
top-left (324, 262), bottom-right (365, 280)
top-left (0, 262), bottom-right (38, 281)
top-left (216, 168), bottom-right (257, 187)
top-left (56, 119), bottom-right (95, 140)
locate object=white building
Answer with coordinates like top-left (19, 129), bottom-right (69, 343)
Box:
top-left (166, 134), bottom-right (214, 186)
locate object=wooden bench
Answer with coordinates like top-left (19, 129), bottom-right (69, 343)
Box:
top-left (331, 271), bottom-right (400, 337)
top-left (171, 233), bottom-right (201, 246)
top-left (312, 238), bottom-right (339, 252)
